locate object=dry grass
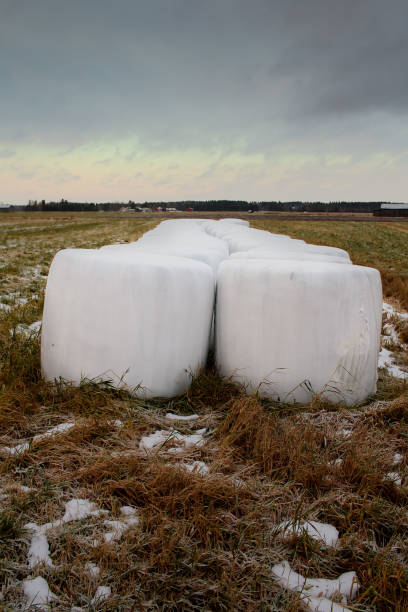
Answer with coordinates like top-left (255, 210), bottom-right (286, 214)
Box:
top-left (1, 214), bottom-right (408, 610)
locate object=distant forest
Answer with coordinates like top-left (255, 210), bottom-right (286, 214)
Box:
top-left (1, 199), bottom-right (396, 213)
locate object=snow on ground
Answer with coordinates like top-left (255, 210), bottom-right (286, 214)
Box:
top-left (91, 585), bottom-right (111, 605)
top-left (378, 347), bottom-right (408, 379)
top-left (271, 560), bottom-right (359, 612)
top-left (24, 499), bottom-right (107, 568)
top-left (383, 301), bottom-right (408, 321)
top-left (1, 421), bottom-right (75, 456)
top-left (2, 441), bottom-right (30, 456)
top-left (102, 506), bottom-right (139, 543)
top-left (179, 460), bottom-right (210, 475)
top-left (34, 422), bottom-right (76, 442)
top-left (166, 429), bottom-right (207, 454)
top-left (385, 472), bottom-right (403, 486)
top-left (23, 576), bottom-right (56, 610)
top-left (85, 562), bottom-right (101, 579)
top-left (165, 412), bottom-right (200, 421)
top-left (278, 520), bottom-right (339, 547)
top-left (139, 428), bottom-right (206, 454)
top-left (14, 320), bottom-right (42, 336)
top-left (393, 452), bottom-right (404, 464)
top-left (379, 301), bottom-right (408, 379)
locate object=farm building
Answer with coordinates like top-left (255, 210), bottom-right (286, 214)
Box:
top-left (374, 203), bottom-right (408, 217)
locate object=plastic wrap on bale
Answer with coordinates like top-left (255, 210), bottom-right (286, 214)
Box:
top-left (100, 243), bottom-right (226, 275)
top-left (243, 243), bottom-right (351, 261)
top-left (41, 250), bottom-right (214, 398)
top-left (215, 259), bottom-right (382, 405)
top-left (218, 218), bottom-right (250, 226)
top-left (230, 250), bottom-right (351, 265)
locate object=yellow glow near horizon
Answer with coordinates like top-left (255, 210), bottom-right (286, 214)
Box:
top-left (1, 138), bottom-right (407, 204)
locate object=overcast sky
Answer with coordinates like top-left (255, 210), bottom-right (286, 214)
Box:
top-left (1, 0), bottom-right (407, 204)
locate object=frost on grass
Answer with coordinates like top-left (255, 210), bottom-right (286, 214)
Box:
top-left (271, 560), bottom-right (359, 612)
top-left (278, 520), bottom-right (339, 547)
top-left (23, 576), bottom-right (56, 611)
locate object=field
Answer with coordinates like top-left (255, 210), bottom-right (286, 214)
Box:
top-left (0, 213), bottom-right (408, 611)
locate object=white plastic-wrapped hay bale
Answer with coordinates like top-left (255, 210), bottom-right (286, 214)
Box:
top-left (100, 243), bottom-right (226, 275)
top-left (230, 250), bottom-right (351, 265)
top-left (42, 250), bottom-right (214, 397)
top-left (137, 227), bottom-right (229, 255)
top-left (216, 259), bottom-right (382, 405)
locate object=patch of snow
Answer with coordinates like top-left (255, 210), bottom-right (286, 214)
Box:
top-left (378, 347), bottom-right (408, 379)
top-left (15, 320), bottom-right (42, 336)
top-left (166, 430), bottom-right (207, 454)
top-left (24, 499), bottom-right (107, 567)
top-left (180, 460), bottom-right (209, 475)
top-left (165, 413), bottom-right (200, 421)
top-left (102, 505), bottom-right (139, 543)
top-left (385, 472), bottom-right (402, 486)
top-left (1, 441), bottom-right (30, 456)
top-left (278, 520), bottom-right (339, 547)
top-left (1, 421), bottom-right (75, 456)
top-left (271, 560), bottom-right (359, 610)
top-left (139, 429), bottom-right (173, 452)
top-left (140, 429), bottom-right (206, 454)
top-left (25, 526), bottom-right (53, 568)
top-left (85, 562), bottom-right (100, 579)
top-left (34, 421), bottom-right (75, 442)
top-left (111, 419), bottom-right (123, 428)
top-left (383, 322), bottom-right (400, 345)
top-left (120, 505), bottom-right (138, 517)
top-left (383, 301), bottom-right (408, 321)
top-left (328, 458), bottom-right (343, 467)
top-left (393, 452), bottom-right (403, 465)
top-left (23, 576), bottom-right (56, 610)
top-left (60, 498), bottom-right (104, 523)
top-left (91, 585), bottom-right (111, 605)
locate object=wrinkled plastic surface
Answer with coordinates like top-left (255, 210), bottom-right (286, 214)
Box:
top-left (42, 250), bottom-right (214, 397)
top-left (216, 259), bottom-right (382, 405)
top-left (230, 249), bottom-right (350, 265)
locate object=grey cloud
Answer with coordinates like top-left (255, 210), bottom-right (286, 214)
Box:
top-left (0, 149), bottom-right (15, 158)
top-left (1, 0), bottom-right (408, 156)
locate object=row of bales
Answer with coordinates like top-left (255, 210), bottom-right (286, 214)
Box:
top-left (41, 219), bottom-right (382, 405)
